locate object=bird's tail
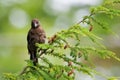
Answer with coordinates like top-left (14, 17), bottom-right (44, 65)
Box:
top-left (30, 53), bottom-right (38, 66)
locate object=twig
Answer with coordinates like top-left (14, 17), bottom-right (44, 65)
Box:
top-left (77, 13), bottom-right (94, 24)
top-left (19, 66), bottom-right (30, 75)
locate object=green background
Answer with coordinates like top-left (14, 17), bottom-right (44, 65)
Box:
top-left (0, 0), bottom-right (120, 79)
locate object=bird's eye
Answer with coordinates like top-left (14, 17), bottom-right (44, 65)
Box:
top-left (36, 21), bottom-right (38, 24)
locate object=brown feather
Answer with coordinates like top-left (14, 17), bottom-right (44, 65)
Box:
top-left (27, 19), bottom-right (46, 66)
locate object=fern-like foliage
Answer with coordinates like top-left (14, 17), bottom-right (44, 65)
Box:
top-left (3, 0), bottom-right (120, 80)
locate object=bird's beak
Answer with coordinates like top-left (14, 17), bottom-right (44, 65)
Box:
top-left (34, 22), bottom-right (38, 27)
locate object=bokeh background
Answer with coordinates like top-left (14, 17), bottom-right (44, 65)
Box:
top-left (0, 0), bottom-right (120, 80)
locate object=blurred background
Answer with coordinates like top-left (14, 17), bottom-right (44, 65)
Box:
top-left (0, 0), bottom-right (120, 80)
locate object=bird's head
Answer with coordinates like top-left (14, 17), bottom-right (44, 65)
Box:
top-left (31, 19), bottom-right (40, 28)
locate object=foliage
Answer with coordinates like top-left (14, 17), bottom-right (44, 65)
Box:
top-left (2, 0), bottom-right (120, 80)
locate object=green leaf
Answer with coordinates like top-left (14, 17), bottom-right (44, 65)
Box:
top-left (108, 77), bottom-right (118, 80)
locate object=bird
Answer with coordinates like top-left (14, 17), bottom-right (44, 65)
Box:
top-left (27, 19), bottom-right (46, 66)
